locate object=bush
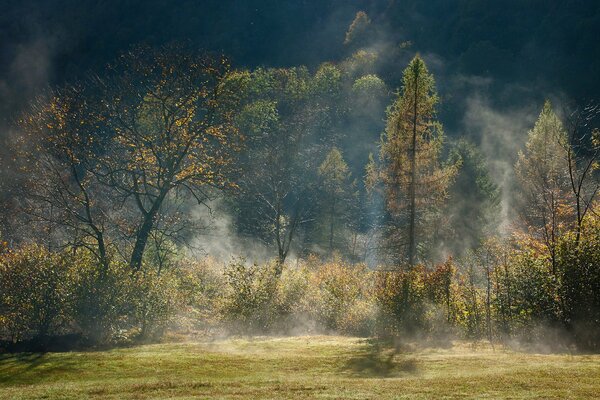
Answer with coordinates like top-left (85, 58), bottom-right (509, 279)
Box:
top-left (506, 250), bottom-right (558, 340)
top-left (0, 245), bottom-right (73, 343)
top-left (306, 260), bottom-right (375, 335)
top-left (221, 259), bottom-right (280, 333)
top-left (216, 258), bottom-right (378, 336)
top-left (3, 229), bottom-right (595, 351)
top-left (374, 261), bottom-right (460, 341)
top-left (129, 269), bottom-right (180, 341)
top-left (557, 219), bottom-right (600, 351)
top-left (0, 245), bottom-right (182, 349)
top-left (375, 268), bottom-right (428, 338)
top-left (70, 256), bottom-right (131, 344)
top-left (175, 258), bottom-right (225, 332)
top-left (273, 265), bottom-right (312, 333)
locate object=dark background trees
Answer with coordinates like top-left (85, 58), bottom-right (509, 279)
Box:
top-left (3, 0), bottom-right (599, 132)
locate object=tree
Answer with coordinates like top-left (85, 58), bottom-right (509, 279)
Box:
top-left (19, 84), bottom-right (113, 270)
top-left (231, 66), bottom-right (338, 268)
top-left (344, 11), bottom-right (372, 47)
top-left (315, 147), bottom-right (357, 258)
top-left (19, 45), bottom-right (241, 273)
top-left (563, 102), bottom-right (600, 245)
top-left (368, 55), bottom-right (457, 267)
top-left (444, 139), bottom-right (501, 258)
top-left (515, 101), bottom-right (574, 272)
top-left (94, 45), bottom-right (240, 272)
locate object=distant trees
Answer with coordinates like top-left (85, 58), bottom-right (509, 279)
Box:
top-left (444, 140), bottom-right (501, 258)
top-left (4, 40), bottom-right (600, 352)
top-left (344, 11), bottom-right (372, 47)
top-left (368, 55), bottom-right (458, 266)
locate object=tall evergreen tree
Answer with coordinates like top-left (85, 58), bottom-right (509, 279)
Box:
top-left (368, 55), bottom-right (457, 267)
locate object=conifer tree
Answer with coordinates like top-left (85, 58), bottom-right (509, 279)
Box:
top-left (368, 55), bottom-right (457, 267)
top-left (515, 100), bottom-right (572, 272)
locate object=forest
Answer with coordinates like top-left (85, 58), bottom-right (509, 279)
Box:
top-left (0, 2), bottom-right (600, 398)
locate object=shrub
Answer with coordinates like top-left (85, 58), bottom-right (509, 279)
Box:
top-left (556, 218), bottom-right (600, 351)
top-left (221, 259), bottom-right (280, 333)
top-left (273, 265), bottom-right (312, 333)
top-left (374, 261), bottom-right (461, 341)
top-left (306, 260), bottom-right (375, 335)
top-left (129, 269), bottom-right (180, 340)
top-left (455, 271), bottom-right (486, 340)
top-left (70, 256), bottom-right (131, 344)
top-left (175, 258), bottom-right (225, 332)
top-left (0, 245), bottom-right (73, 343)
top-left (507, 250), bottom-right (558, 340)
top-left (375, 268), bottom-right (428, 338)
top-left (0, 244), bottom-right (182, 348)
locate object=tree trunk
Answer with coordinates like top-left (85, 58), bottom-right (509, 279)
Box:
top-left (130, 214), bottom-right (155, 272)
top-left (130, 191), bottom-right (168, 272)
top-left (408, 67), bottom-right (419, 267)
top-left (97, 231), bottom-right (109, 274)
top-left (485, 262), bottom-right (493, 344)
top-left (329, 198), bottom-right (335, 258)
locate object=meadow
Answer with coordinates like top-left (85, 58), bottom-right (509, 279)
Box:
top-left (1, 336), bottom-right (599, 399)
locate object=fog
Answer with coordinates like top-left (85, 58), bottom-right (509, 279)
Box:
top-left (0, 1), bottom-right (599, 356)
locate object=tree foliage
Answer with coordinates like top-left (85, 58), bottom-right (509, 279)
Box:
top-left (368, 55), bottom-right (458, 266)
top-left (18, 45), bottom-right (241, 273)
top-left (515, 100), bottom-right (572, 271)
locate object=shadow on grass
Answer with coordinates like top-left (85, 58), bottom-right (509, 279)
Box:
top-left (0, 352), bottom-right (83, 385)
top-left (342, 338), bottom-right (420, 378)
top-left (0, 353), bottom-right (46, 383)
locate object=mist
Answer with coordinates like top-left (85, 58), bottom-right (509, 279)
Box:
top-left (0, 5), bottom-right (599, 399)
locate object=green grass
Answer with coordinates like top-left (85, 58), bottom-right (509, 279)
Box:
top-left (1, 336), bottom-right (598, 399)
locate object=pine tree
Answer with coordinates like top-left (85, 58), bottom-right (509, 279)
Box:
top-left (515, 100), bottom-right (571, 273)
top-left (368, 55), bottom-right (457, 267)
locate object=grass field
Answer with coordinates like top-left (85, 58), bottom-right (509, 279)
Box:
top-left (1, 336), bottom-right (599, 399)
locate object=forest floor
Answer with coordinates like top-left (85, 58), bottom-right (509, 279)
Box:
top-left (0, 335), bottom-right (599, 399)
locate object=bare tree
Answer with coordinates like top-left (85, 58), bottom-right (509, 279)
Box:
top-left (19, 84), bottom-right (112, 270)
top-left (563, 102), bottom-right (600, 245)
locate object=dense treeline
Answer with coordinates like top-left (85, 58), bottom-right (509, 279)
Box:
top-left (1, 16), bottom-right (599, 351)
top-left (2, 1), bottom-right (599, 99)
top-left (3, 1), bottom-right (600, 212)
top-left (2, 220), bottom-right (599, 351)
